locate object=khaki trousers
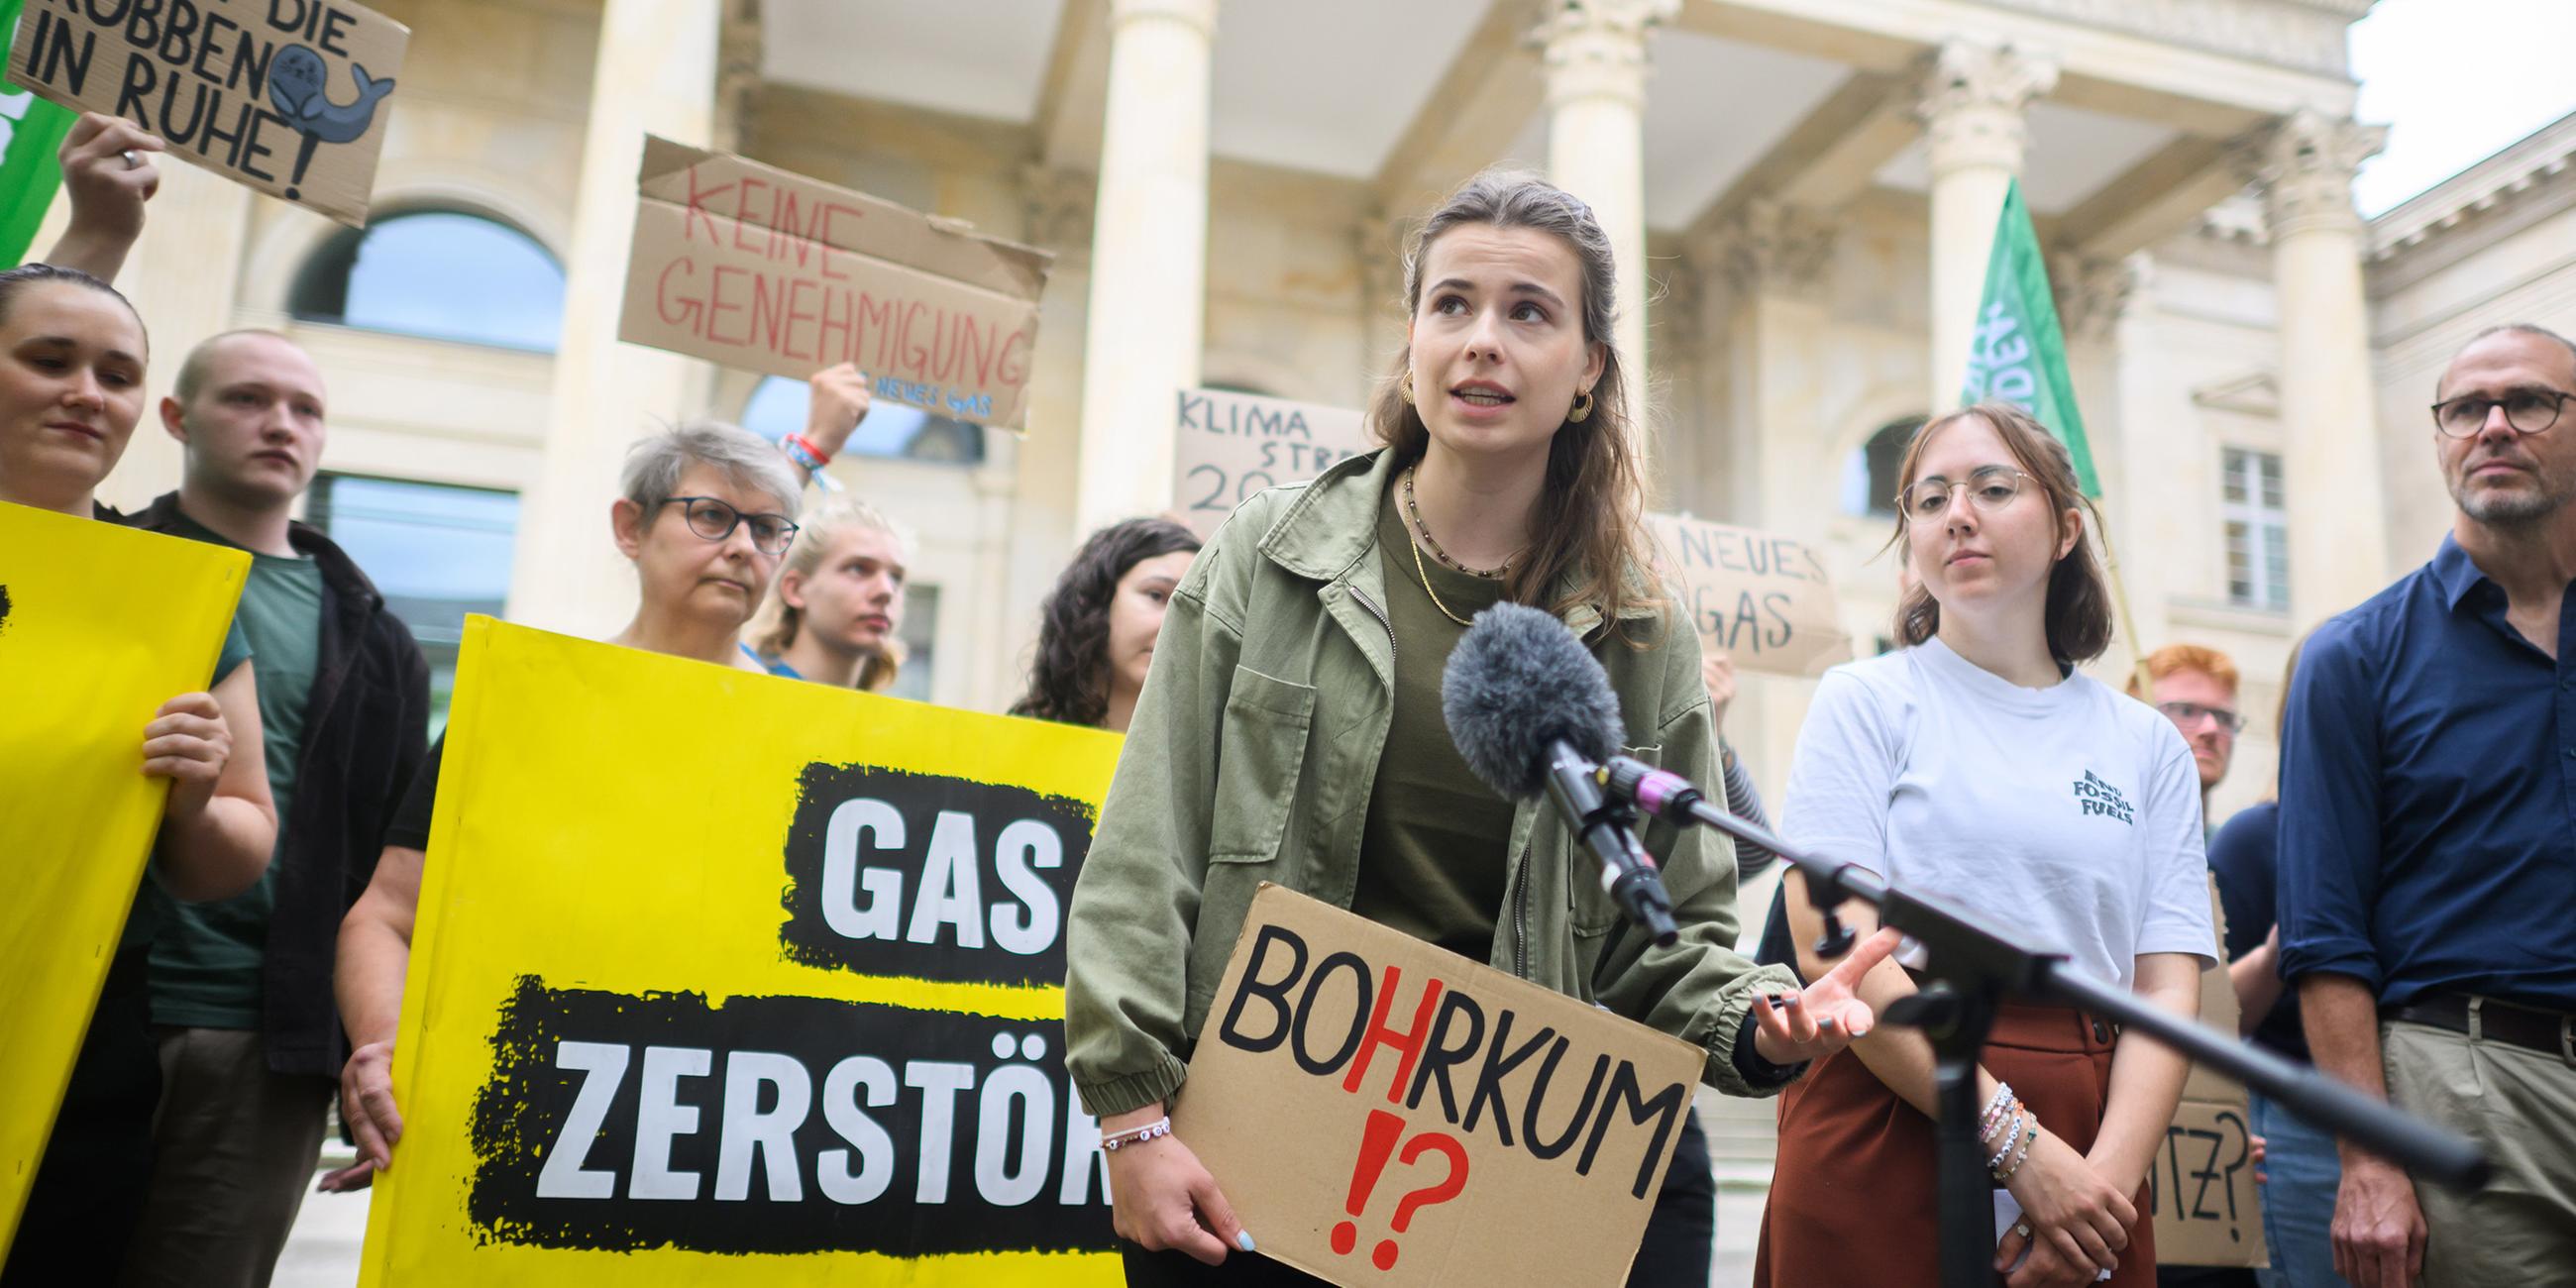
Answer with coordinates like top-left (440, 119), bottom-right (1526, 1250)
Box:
top-left (117, 1027), bottom-right (335, 1288)
top-left (2380, 1018), bottom-right (2576, 1288)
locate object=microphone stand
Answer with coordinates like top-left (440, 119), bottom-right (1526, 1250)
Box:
top-left (1594, 756), bottom-right (2489, 1288)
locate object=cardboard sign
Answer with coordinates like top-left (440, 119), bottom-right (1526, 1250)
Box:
top-left (1172, 387), bottom-right (1371, 537)
top-left (619, 137), bottom-right (1053, 429)
top-left (2149, 876), bottom-right (2268, 1268)
top-left (6, 0), bottom-right (408, 227)
top-left (361, 618), bottom-right (1124, 1285)
top-left (1644, 514), bottom-right (1854, 679)
top-left (0, 501), bottom-right (247, 1249)
top-left (1174, 885), bottom-right (1704, 1288)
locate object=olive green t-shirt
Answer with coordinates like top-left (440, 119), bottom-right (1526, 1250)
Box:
top-left (149, 513), bottom-right (325, 1028)
top-left (1349, 485), bottom-right (1515, 962)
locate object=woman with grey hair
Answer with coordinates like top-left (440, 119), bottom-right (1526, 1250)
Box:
top-left (323, 418), bottom-right (805, 1191)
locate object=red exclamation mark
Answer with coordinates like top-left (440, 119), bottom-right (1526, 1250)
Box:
top-left (1330, 1110), bottom-right (1406, 1258)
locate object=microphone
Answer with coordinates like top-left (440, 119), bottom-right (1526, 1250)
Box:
top-left (1441, 602), bottom-right (1679, 945)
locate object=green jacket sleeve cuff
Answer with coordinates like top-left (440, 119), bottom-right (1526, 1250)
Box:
top-left (1697, 962), bottom-right (1806, 1098)
top-left (1075, 1049), bottom-right (1191, 1119)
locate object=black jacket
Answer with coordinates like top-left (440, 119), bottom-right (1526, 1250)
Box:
top-left (133, 492), bottom-right (431, 1078)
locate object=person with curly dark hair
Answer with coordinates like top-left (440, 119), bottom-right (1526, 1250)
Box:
top-left (1011, 517), bottom-right (1202, 732)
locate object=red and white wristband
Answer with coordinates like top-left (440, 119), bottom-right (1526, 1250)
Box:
top-left (1101, 1116), bottom-right (1173, 1152)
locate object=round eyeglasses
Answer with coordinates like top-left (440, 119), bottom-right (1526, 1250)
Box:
top-left (659, 495), bottom-right (800, 556)
top-left (2156, 700), bottom-right (2244, 736)
top-left (1897, 466), bottom-right (2032, 520)
top-left (2429, 388), bottom-right (2572, 438)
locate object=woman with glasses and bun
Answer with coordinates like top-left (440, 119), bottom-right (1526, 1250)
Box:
top-left (325, 418), bottom-right (809, 1191)
top-left (1756, 403), bottom-right (2214, 1288)
top-left (1062, 169), bottom-right (1899, 1287)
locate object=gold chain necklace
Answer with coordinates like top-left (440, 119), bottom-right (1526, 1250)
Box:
top-left (1410, 528), bottom-right (1476, 627)
top-left (1403, 467), bottom-right (1512, 578)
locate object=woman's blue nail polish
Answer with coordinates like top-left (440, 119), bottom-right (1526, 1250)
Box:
top-left (1238, 1232), bottom-right (1257, 1253)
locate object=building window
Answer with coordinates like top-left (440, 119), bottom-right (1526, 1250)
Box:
top-left (739, 376), bottom-right (986, 466)
top-left (884, 585), bottom-right (939, 703)
top-left (290, 210), bottom-right (565, 352)
top-left (2222, 448), bottom-right (2289, 612)
top-left (306, 474), bottom-right (520, 731)
top-left (1842, 416), bottom-right (1925, 517)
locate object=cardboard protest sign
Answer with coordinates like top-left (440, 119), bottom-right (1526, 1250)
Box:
top-left (1172, 387), bottom-right (1371, 537)
top-left (619, 137), bottom-right (1053, 430)
top-left (1175, 885), bottom-right (1704, 1288)
top-left (1644, 513), bottom-right (1854, 679)
top-left (6, 0), bottom-right (407, 226)
top-left (0, 501), bottom-right (248, 1248)
top-left (361, 618), bottom-right (1124, 1286)
top-left (2148, 877), bottom-right (2267, 1267)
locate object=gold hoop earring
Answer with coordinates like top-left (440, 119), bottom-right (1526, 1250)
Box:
top-left (1567, 388), bottom-right (1593, 423)
top-left (1399, 370), bottom-right (1417, 405)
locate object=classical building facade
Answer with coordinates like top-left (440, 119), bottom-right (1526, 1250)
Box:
top-left (58, 0), bottom-right (2573, 829)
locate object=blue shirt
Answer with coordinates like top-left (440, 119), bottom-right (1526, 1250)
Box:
top-left (743, 644), bottom-right (801, 680)
top-left (2277, 536), bottom-right (2576, 1010)
top-left (2206, 802), bottom-right (2307, 1062)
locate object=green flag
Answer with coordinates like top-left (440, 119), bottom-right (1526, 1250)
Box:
top-left (0, 0), bottom-right (77, 267)
top-left (1959, 178), bottom-right (2099, 497)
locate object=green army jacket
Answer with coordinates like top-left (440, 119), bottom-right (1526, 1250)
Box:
top-left (1063, 448), bottom-right (1801, 1118)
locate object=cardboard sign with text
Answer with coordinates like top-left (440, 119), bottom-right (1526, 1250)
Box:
top-left (1172, 387), bottom-right (1371, 538)
top-left (620, 137), bottom-right (1053, 429)
top-left (7, 0), bottom-right (408, 226)
top-left (1175, 885), bottom-right (1703, 1288)
top-left (2149, 876), bottom-right (2267, 1267)
top-left (1644, 514), bottom-right (1854, 679)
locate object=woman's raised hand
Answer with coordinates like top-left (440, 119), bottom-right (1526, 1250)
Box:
top-left (1751, 926), bottom-right (1899, 1065)
top-left (804, 363), bottom-right (873, 460)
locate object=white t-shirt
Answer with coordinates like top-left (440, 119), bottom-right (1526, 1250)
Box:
top-left (1779, 637), bottom-right (2215, 989)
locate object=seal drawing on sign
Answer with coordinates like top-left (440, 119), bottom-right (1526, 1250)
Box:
top-left (267, 46), bottom-right (396, 145)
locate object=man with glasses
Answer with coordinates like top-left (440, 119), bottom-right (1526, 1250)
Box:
top-left (2128, 645), bottom-right (2243, 816)
top-left (2278, 323), bottom-right (2576, 1288)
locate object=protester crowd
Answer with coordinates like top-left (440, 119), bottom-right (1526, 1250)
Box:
top-left (6, 111), bottom-right (2570, 1288)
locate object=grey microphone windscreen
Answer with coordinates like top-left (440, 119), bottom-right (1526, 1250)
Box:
top-left (1440, 601), bottom-right (1625, 801)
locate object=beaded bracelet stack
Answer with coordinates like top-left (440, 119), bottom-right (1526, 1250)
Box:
top-left (1980, 1082), bottom-right (2041, 1183)
top-left (1101, 1116), bottom-right (1173, 1152)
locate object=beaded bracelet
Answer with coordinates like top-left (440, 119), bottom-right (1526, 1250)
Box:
top-left (1980, 1083), bottom-right (2014, 1131)
top-left (1980, 1098), bottom-right (2016, 1145)
top-left (1101, 1116), bottom-right (1173, 1152)
top-left (1994, 1120), bottom-right (2040, 1183)
top-left (1985, 1111), bottom-right (2026, 1173)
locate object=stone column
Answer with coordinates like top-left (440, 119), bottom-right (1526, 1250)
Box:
top-left (2241, 110), bottom-right (2389, 625)
top-left (1073, 0), bottom-right (1218, 534)
top-left (1358, 207), bottom-right (1413, 379)
top-left (1708, 199), bottom-right (1838, 530)
top-left (1917, 40), bottom-right (2057, 410)
top-left (1537, 0), bottom-right (1675, 432)
top-left (504, 0), bottom-right (719, 635)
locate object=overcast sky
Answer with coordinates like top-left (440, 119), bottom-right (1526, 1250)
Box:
top-left (2349, 0), bottom-right (2576, 216)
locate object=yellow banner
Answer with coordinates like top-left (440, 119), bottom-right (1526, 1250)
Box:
top-left (361, 617), bottom-right (1127, 1285)
top-left (0, 500), bottom-right (248, 1247)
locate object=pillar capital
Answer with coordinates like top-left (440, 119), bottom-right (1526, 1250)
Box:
top-left (1915, 40), bottom-right (2059, 176)
top-left (2050, 252), bottom-right (2145, 343)
top-left (1699, 199), bottom-right (1839, 297)
top-left (1110, 0), bottom-right (1217, 39)
top-left (1020, 164), bottom-right (1097, 270)
top-left (1533, 0), bottom-right (1678, 112)
top-left (2237, 109), bottom-right (2387, 241)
